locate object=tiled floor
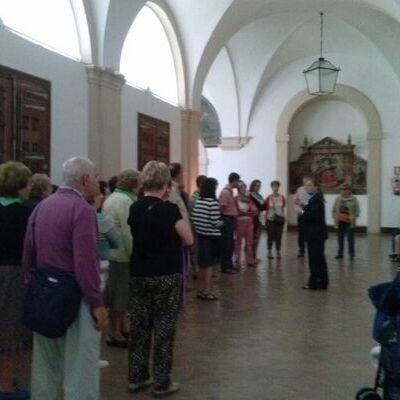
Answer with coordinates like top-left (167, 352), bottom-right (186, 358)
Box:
top-left (98, 232), bottom-right (397, 400)
top-left (22, 232), bottom-right (398, 399)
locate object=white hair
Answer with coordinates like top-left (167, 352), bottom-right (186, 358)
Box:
top-left (62, 157), bottom-right (96, 186)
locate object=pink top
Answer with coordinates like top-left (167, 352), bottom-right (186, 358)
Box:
top-left (235, 195), bottom-right (258, 220)
top-left (219, 185), bottom-right (238, 217)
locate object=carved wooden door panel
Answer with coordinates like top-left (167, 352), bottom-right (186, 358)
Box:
top-left (0, 75), bottom-right (13, 164)
top-left (138, 113), bottom-right (170, 170)
top-left (0, 66), bottom-right (50, 174)
top-left (17, 86), bottom-right (50, 174)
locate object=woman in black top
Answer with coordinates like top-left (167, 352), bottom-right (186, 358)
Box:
top-left (127, 161), bottom-right (193, 398)
top-left (249, 179), bottom-right (265, 258)
top-left (0, 161), bottom-right (32, 399)
top-left (301, 179), bottom-right (329, 290)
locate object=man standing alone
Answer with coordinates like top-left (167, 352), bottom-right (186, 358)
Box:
top-left (219, 172), bottom-right (240, 274)
top-left (294, 177), bottom-right (312, 257)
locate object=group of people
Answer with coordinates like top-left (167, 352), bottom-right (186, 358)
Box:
top-left (0, 158), bottom-right (195, 400)
top-left (0, 154), bottom-right (364, 400)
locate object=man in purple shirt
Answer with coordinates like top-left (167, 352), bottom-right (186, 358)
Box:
top-left (23, 157), bottom-right (108, 400)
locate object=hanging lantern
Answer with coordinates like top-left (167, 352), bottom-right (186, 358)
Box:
top-left (303, 12), bottom-right (340, 95)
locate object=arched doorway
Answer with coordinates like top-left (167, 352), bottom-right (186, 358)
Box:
top-left (276, 84), bottom-right (382, 233)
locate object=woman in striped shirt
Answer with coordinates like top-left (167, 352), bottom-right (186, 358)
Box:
top-left (191, 178), bottom-right (223, 300)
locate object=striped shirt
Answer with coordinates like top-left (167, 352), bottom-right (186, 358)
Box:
top-left (191, 197), bottom-right (223, 236)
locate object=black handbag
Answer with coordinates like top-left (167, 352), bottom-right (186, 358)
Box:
top-left (22, 268), bottom-right (81, 338)
top-left (22, 205), bottom-right (82, 338)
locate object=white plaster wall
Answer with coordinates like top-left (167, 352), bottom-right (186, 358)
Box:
top-left (202, 47), bottom-right (239, 137)
top-left (0, 28), bottom-right (89, 185)
top-left (289, 99), bottom-right (368, 161)
top-left (121, 84), bottom-right (182, 170)
top-left (207, 51), bottom-right (400, 227)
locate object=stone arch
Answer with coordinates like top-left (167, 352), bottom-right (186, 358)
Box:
top-left (70, 0), bottom-right (92, 63)
top-left (276, 84), bottom-right (382, 233)
top-left (146, 1), bottom-right (187, 106)
top-left (112, 0), bottom-right (187, 105)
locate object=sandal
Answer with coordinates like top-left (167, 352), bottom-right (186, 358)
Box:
top-left (197, 292), bottom-right (219, 301)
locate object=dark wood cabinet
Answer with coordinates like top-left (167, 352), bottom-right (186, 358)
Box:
top-left (0, 65), bottom-right (50, 174)
top-left (138, 113), bottom-right (170, 170)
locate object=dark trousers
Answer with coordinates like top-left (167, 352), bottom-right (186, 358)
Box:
top-left (392, 228), bottom-right (400, 253)
top-left (266, 220), bottom-right (284, 251)
top-left (221, 216), bottom-right (236, 271)
top-left (307, 239), bottom-right (329, 289)
top-left (129, 274), bottom-right (181, 389)
top-left (338, 222), bottom-right (355, 257)
top-left (297, 215), bottom-right (306, 254)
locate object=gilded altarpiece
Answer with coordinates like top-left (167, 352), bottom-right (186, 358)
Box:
top-left (289, 137), bottom-right (367, 194)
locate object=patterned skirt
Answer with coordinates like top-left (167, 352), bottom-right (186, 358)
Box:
top-left (0, 266), bottom-right (32, 354)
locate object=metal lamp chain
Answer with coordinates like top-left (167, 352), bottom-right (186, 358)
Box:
top-left (320, 12), bottom-right (324, 59)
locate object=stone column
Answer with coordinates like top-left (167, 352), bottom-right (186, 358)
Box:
top-left (86, 65), bottom-right (125, 179)
top-left (276, 135), bottom-right (290, 197)
top-left (180, 108), bottom-right (202, 194)
top-left (367, 136), bottom-right (382, 233)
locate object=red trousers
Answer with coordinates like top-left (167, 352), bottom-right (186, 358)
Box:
top-left (234, 217), bottom-right (255, 264)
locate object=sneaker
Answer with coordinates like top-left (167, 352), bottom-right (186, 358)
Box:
top-left (267, 252), bottom-right (274, 259)
top-left (128, 378), bottom-right (153, 393)
top-left (99, 359), bottom-right (110, 369)
top-left (297, 252), bottom-right (305, 258)
top-left (276, 252), bottom-right (281, 259)
top-left (335, 255), bottom-right (343, 260)
top-left (153, 382), bottom-right (181, 398)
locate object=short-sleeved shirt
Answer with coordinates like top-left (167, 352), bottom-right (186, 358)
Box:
top-left (128, 196), bottom-right (183, 277)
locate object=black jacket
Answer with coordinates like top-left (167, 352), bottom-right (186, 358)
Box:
top-left (303, 193), bottom-right (328, 241)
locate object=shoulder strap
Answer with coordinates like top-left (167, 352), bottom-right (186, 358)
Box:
top-left (30, 203), bottom-right (42, 272)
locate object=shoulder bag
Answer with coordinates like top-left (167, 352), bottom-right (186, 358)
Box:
top-left (22, 205), bottom-right (82, 339)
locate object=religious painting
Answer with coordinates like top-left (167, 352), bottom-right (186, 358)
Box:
top-left (138, 113), bottom-right (170, 170)
top-left (289, 137), bottom-right (367, 194)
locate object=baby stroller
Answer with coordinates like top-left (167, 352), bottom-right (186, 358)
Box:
top-left (356, 277), bottom-right (400, 400)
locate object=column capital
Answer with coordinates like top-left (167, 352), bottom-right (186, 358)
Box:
top-left (180, 107), bottom-right (202, 123)
top-left (219, 137), bottom-right (252, 150)
top-left (86, 65), bottom-right (125, 91)
top-left (276, 134), bottom-right (290, 143)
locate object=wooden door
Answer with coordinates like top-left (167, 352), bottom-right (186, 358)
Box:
top-left (138, 113), bottom-right (170, 170)
top-left (0, 75), bottom-right (13, 164)
top-left (0, 66), bottom-right (50, 174)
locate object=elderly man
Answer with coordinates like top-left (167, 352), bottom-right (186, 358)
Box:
top-left (23, 157), bottom-right (108, 400)
top-left (294, 177), bottom-right (312, 257)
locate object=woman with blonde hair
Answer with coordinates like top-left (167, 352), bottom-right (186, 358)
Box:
top-left (103, 169), bottom-right (141, 347)
top-left (24, 173), bottom-right (52, 210)
top-left (0, 161), bottom-right (32, 399)
top-left (128, 161), bottom-right (193, 397)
